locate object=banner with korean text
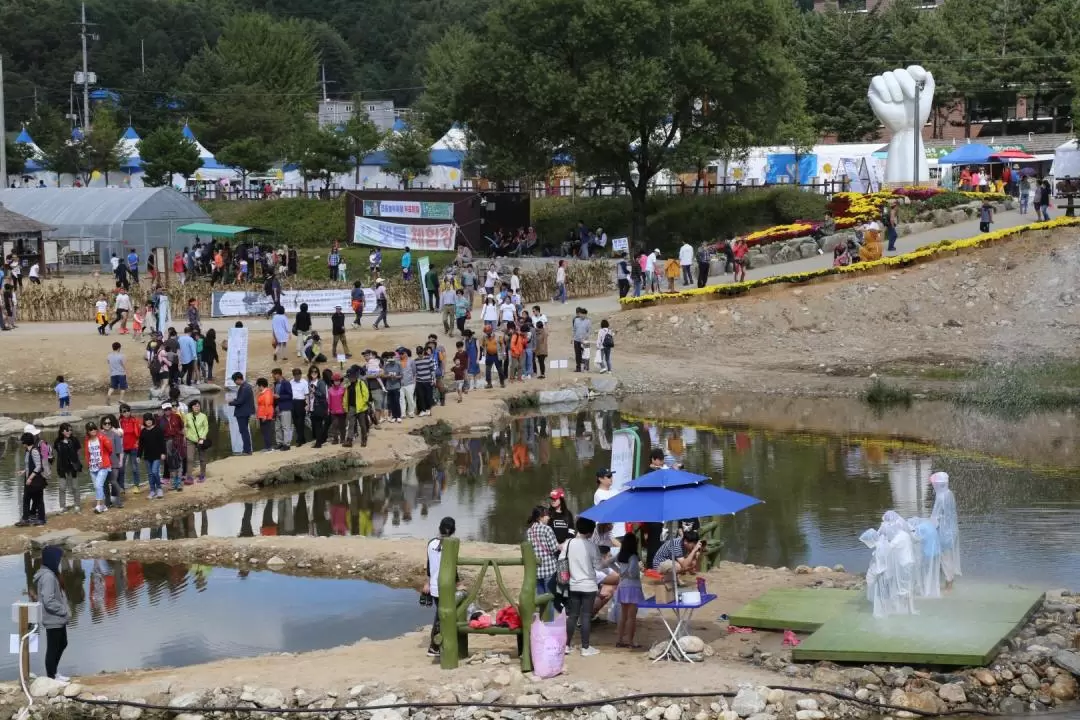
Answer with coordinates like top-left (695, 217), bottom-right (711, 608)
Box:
top-left (353, 216), bottom-right (456, 252)
top-left (362, 200), bottom-right (455, 220)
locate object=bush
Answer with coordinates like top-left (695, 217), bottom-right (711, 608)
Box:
top-left (862, 378), bottom-right (913, 408)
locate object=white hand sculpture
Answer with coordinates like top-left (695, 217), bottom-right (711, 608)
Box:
top-left (868, 65), bottom-right (935, 184)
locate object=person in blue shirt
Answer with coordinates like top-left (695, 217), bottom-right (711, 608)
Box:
top-left (54, 375), bottom-right (71, 412)
top-left (401, 247), bottom-right (412, 281)
top-left (178, 328), bottom-right (198, 386)
top-left (126, 249), bottom-right (139, 285)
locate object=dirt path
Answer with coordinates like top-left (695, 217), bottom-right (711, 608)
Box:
top-left (69, 533), bottom-right (854, 702)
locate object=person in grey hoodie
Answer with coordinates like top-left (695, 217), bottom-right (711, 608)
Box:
top-left (571, 307), bottom-right (592, 372)
top-left (33, 545), bottom-right (70, 681)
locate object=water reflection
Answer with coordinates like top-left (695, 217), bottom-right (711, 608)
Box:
top-left (131, 409), bottom-right (1080, 587)
top-left (0, 400), bottom-right (235, 526)
top-left (0, 552), bottom-right (427, 681)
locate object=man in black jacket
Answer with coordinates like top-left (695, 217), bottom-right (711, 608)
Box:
top-left (228, 372), bottom-right (255, 455)
top-left (331, 305), bottom-right (350, 358)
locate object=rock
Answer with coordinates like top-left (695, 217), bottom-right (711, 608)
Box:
top-left (842, 668), bottom-right (879, 684)
top-left (62, 683), bottom-right (84, 698)
top-left (648, 642), bottom-right (669, 660)
top-left (30, 528), bottom-right (109, 549)
top-left (367, 693), bottom-right (399, 708)
top-left (252, 687), bottom-right (286, 708)
top-left (600, 705), bottom-right (618, 720)
top-left (832, 564), bottom-right (845, 573)
top-left (765, 689), bottom-right (785, 705)
top-left (492, 672), bottom-right (511, 687)
top-left (1010, 684), bottom-right (1029, 697)
top-left (1022, 673), bottom-right (1040, 690)
top-left (174, 714), bottom-right (204, 720)
top-left (820, 233), bottom-right (852, 253)
top-left (889, 689), bottom-right (945, 714)
top-left (266, 556), bottom-right (286, 568)
top-left (795, 699), bottom-right (818, 711)
top-left (119, 702), bottom-right (145, 720)
top-left (774, 245), bottom-right (800, 264)
top-left (515, 695), bottom-right (541, 706)
top-left (972, 669), bottom-right (996, 686)
top-left (590, 376), bottom-right (619, 395)
top-left (29, 677), bottom-right (67, 698)
top-left (31, 415), bottom-right (75, 429)
top-left (731, 688), bottom-right (766, 718)
top-left (795, 711), bottom-right (825, 720)
top-left (1053, 650), bottom-right (1080, 677)
top-left (747, 715), bottom-right (776, 720)
top-left (998, 697), bottom-right (1027, 715)
top-left (645, 708), bottom-right (666, 720)
top-left (537, 387), bottom-right (588, 406)
top-left (938, 683), bottom-right (966, 704)
top-left (349, 685), bottom-right (366, 698)
top-left (798, 242), bottom-right (820, 259)
top-left (811, 667), bottom-right (848, 687)
top-left (0, 416), bottom-right (27, 436)
top-left (882, 668), bottom-right (913, 687)
top-left (853, 689), bottom-right (870, 702)
top-left (794, 565), bottom-right (811, 575)
top-left (663, 705), bottom-right (682, 720)
top-left (678, 636), bottom-right (705, 654)
top-left (1050, 674), bottom-right (1077, 701)
top-left (169, 691), bottom-right (208, 709)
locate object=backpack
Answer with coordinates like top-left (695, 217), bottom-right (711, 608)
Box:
top-left (602, 332), bottom-right (614, 349)
top-left (485, 334), bottom-right (499, 355)
top-left (881, 204), bottom-right (892, 227)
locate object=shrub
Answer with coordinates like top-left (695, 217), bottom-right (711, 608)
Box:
top-left (862, 378), bottom-right (913, 408)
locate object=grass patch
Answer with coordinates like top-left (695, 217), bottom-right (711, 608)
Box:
top-left (507, 394), bottom-right (540, 412)
top-left (954, 361), bottom-right (1080, 418)
top-left (862, 378), bottom-right (913, 408)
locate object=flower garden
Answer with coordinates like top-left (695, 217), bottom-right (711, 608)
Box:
top-left (621, 215), bottom-right (1080, 308)
top-left (741, 188), bottom-right (1008, 248)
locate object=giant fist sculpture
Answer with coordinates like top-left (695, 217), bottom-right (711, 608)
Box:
top-left (868, 65), bottom-right (935, 184)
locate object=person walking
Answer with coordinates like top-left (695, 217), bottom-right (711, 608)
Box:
top-left (440, 282), bottom-right (457, 335)
top-left (553, 260), bottom-right (568, 304)
top-left (415, 345), bottom-right (436, 416)
top-left (16, 431), bottom-right (49, 526)
top-left (309, 368), bottom-right (331, 448)
top-left (884, 200), bottom-right (899, 253)
top-left (597, 319), bottom-right (614, 374)
top-left (678, 240), bottom-right (694, 286)
top-left (572, 307), bottom-right (592, 372)
top-left (229, 373), bottom-right (255, 455)
top-left (526, 506), bottom-right (561, 618)
top-left (482, 324), bottom-right (506, 389)
top-left (696, 241), bottom-right (711, 289)
top-left (534, 321), bottom-right (548, 379)
top-left (34, 546), bottom-right (71, 681)
top-left (271, 306), bottom-right (290, 361)
top-left (331, 305), bottom-right (351, 358)
top-left (183, 400), bottom-right (210, 482)
top-left (616, 256), bottom-right (630, 298)
top-left (372, 279), bottom-right (390, 329)
top-left (425, 265), bottom-right (440, 311)
top-left (137, 412), bottom-right (166, 499)
top-left (84, 422), bottom-right (113, 514)
top-left (255, 378), bottom-right (276, 452)
top-left (54, 423), bottom-right (82, 512)
top-left (343, 364), bottom-right (370, 448)
top-left (271, 368), bottom-right (293, 450)
top-left (327, 372), bottom-right (347, 444)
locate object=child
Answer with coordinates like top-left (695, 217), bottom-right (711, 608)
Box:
top-left (614, 533), bottom-right (645, 649)
top-left (106, 342), bottom-right (128, 405)
top-left (54, 375), bottom-right (71, 412)
top-left (237, 257), bottom-right (249, 284)
top-left (256, 377), bottom-right (276, 452)
top-left (452, 341), bottom-right (467, 402)
top-left (132, 305), bottom-right (145, 340)
top-left (186, 298), bottom-right (200, 332)
top-left (95, 295), bottom-right (109, 335)
top-left (979, 199), bottom-right (994, 233)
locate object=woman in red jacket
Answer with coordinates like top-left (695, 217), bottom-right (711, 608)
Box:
top-left (118, 404), bottom-right (142, 492)
top-left (84, 422), bottom-right (113, 514)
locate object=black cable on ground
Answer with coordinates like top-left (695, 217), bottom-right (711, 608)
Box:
top-left (71, 685), bottom-right (997, 717)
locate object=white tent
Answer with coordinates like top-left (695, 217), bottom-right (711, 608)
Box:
top-left (182, 124), bottom-right (238, 182)
top-left (1051, 139), bottom-right (1080, 179)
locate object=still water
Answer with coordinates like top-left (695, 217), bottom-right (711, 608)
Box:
top-left (0, 552), bottom-right (428, 681)
top-left (0, 400), bottom-right (234, 525)
top-left (127, 409), bottom-right (1080, 588)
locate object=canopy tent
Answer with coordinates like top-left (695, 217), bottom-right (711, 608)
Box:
top-left (176, 222), bottom-right (271, 238)
top-left (1052, 139), bottom-right (1080, 178)
top-left (938, 143), bottom-right (994, 165)
top-left (14, 128), bottom-right (44, 172)
top-left (430, 124), bottom-right (467, 168)
top-left (181, 124), bottom-right (238, 181)
top-left (990, 149), bottom-right (1035, 161)
top-left (118, 126), bottom-right (143, 171)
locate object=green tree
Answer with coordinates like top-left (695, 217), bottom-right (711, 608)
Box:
top-left (84, 107), bottom-right (128, 185)
top-left (139, 124), bottom-right (203, 187)
top-left (385, 126), bottom-right (432, 188)
top-left (340, 112), bottom-right (385, 184)
top-left (421, 0), bottom-right (804, 244)
top-left (216, 137), bottom-right (273, 188)
top-left (39, 139), bottom-right (86, 186)
top-left (4, 141), bottom-right (35, 179)
top-left (286, 120), bottom-right (353, 189)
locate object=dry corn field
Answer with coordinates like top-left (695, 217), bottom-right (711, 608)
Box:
top-left (13, 262), bottom-right (614, 321)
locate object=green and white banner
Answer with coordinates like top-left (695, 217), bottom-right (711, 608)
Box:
top-left (362, 199), bottom-right (455, 220)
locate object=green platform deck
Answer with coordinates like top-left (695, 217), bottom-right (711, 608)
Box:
top-left (729, 584), bottom-right (1043, 666)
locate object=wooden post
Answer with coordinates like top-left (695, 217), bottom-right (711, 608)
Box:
top-left (438, 537), bottom-right (460, 670)
top-left (518, 542), bottom-right (538, 673)
top-left (17, 604), bottom-right (29, 681)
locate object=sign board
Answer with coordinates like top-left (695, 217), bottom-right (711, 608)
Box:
top-left (611, 237), bottom-right (629, 253)
top-left (211, 289), bottom-right (376, 318)
top-left (418, 256), bottom-right (432, 311)
top-left (43, 241), bottom-right (58, 266)
top-left (353, 216), bottom-right (455, 251)
top-left (362, 200), bottom-right (455, 220)
top-left (224, 326), bottom-right (249, 388)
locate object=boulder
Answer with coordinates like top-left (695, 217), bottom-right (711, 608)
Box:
top-left (266, 556), bottom-right (287, 568)
top-left (765, 689), bottom-right (785, 705)
top-left (29, 677), bottom-right (67, 698)
top-left (62, 683), bottom-right (84, 698)
top-left (30, 529), bottom-right (109, 549)
top-left (938, 683), bottom-right (967, 704)
top-left (32, 415), bottom-right (73, 429)
top-left (252, 687), bottom-right (286, 708)
top-left (773, 244), bottom-right (800, 265)
top-left (119, 702), bottom-right (145, 720)
top-left (664, 705), bottom-right (682, 720)
top-left (538, 387), bottom-right (588, 405)
top-left (821, 233), bottom-right (853, 253)
top-left (1053, 650), bottom-right (1080, 677)
top-left (998, 697), bottom-right (1027, 715)
top-left (0, 416), bottom-right (26, 436)
top-left (731, 689), bottom-right (766, 718)
top-left (589, 376), bottom-right (619, 395)
top-left (678, 636), bottom-right (705, 654)
top-left (811, 666), bottom-right (848, 687)
top-left (795, 699), bottom-right (818, 711)
top-left (798, 242), bottom-right (821, 259)
top-left (889, 689), bottom-right (945, 714)
top-left (930, 209), bottom-right (953, 228)
top-left (949, 209), bottom-right (969, 224)
top-left (169, 691), bottom-right (208, 709)
top-left (842, 668), bottom-right (879, 684)
top-left (197, 383), bottom-right (224, 394)
top-left (1050, 674), bottom-right (1077, 701)
top-left (795, 711), bottom-right (825, 720)
top-left (747, 252), bottom-right (772, 268)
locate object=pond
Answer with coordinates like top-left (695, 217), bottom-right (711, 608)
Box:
top-left (0, 552), bottom-right (429, 681)
top-left (127, 406), bottom-right (1080, 589)
top-left (0, 399), bottom-right (235, 526)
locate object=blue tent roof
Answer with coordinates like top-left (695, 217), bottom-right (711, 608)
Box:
top-left (938, 144), bottom-right (994, 165)
top-left (121, 126), bottom-right (140, 141)
top-left (14, 128), bottom-right (43, 172)
top-left (16, 128), bottom-right (34, 144)
top-left (182, 123), bottom-right (197, 141)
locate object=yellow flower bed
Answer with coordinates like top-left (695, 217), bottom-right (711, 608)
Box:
top-left (620, 215), bottom-right (1079, 307)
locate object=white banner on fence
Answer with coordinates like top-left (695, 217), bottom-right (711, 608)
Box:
top-left (211, 289), bottom-right (377, 318)
top-left (611, 237), bottom-right (629, 253)
top-left (224, 327), bottom-right (248, 388)
top-left (353, 216), bottom-right (456, 252)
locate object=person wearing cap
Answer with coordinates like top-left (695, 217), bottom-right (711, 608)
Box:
top-left (645, 248), bottom-right (659, 293)
top-left (593, 468), bottom-right (624, 538)
top-left (372, 279), bottom-right (389, 329)
top-left (548, 488), bottom-right (575, 544)
top-left (343, 364), bottom-right (370, 447)
top-left (330, 304), bottom-right (350, 358)
top-left (423, 516), bottom-right (457, 657)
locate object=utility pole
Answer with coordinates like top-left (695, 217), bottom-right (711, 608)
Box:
top-left (320, 64), bottom-right (334, 102)
top-left (78, 2), bottom-right (92, 133)
top-left (141, 39), bottom-right (145, 74)
top-left (0, 56), bottom-right (7, 189)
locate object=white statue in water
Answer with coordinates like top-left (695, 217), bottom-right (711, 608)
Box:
top-left (929, 471), bottom-right (961, 588)
top-left (860, 511), bottom-right (917, 618)
top-left (868, 65), bottom-right (935, 184)
top-left (907, 516), bottom-right (942, 599)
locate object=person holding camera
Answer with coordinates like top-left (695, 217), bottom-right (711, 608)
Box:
top-left (650, 528), bottom-right (706, 574)
top-left (422, 517), bottom-right (457, 658)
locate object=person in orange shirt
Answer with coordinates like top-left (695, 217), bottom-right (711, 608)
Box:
top-left (212, 251), bottom-right (225, 285)
top-left (255, 378), bottom-right (275, 452)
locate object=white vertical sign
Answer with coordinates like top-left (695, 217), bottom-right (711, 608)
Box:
top-left (224, 326), bottom-right (249, 388)
top-left (610, 430), bottom-right (637, 494)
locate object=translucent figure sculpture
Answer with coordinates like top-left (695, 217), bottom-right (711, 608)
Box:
top-left (881, 511), bottom-right (917, 615)
top-left (860, 528), bottom-right (890, 618)
top-left (929, 471), bottom-right (961, 588)
top-left (907, 517), bottom-right (942, 599)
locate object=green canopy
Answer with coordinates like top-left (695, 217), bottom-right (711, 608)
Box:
top-left (176, 222), bottom-right (271, 237)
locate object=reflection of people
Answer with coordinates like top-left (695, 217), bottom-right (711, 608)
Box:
top-left (34, 546), bottom-right (71, 681)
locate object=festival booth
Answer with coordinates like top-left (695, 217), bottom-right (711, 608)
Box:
top-left (118, 126), bottom-right (144, 187)
top-left (180, 124), bottom-right (239, 195)
top-left (12, 129), bottom-right (46, 186)
top-left (1052, 138), bottom-right (1080, 179)
top-left (350, 120), bottom-right (468, 190)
